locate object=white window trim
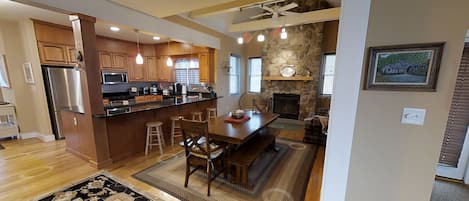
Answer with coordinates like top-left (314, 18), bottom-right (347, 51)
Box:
top-left (320, 53), bottom-right (336, 96)
top-left (229, 54), bottom-right (241, 96)
top-left (247, 57), bottom-right (262, 93)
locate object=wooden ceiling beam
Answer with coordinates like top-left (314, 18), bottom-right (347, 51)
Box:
top-left (189, 0), bottom-right (271, 18)
top-left (228, 7), bottom-right (341, 32)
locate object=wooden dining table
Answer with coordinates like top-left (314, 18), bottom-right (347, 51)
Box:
top-left (207, 111), bottom-right (280, 145)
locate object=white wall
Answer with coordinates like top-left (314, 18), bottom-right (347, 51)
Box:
top-left (322, 0), bottom-right (469, 201)
top-left (0, 19), bottom-right (53, 140)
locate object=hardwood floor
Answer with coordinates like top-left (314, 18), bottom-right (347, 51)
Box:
top-left (0, 130), bottom-right (325, 201)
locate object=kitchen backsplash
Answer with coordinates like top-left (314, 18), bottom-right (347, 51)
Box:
top-left (101, 82), bottom-right (160, 93)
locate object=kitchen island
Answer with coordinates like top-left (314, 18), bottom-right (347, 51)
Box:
top-left (98, 96), bottom-right (218, 161)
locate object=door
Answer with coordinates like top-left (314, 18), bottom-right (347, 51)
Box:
top-left (99, 51), bottom-right (113, 69)
top-left (198, 53), bottom-right (209, 83)
top-left (146, 56), bottom-right (158, 81)
top-left (38, 42), bottom-right (68, 65)
top-left (436, 44), bottom-right (469, 183)
top-left (158, 56), bottom-right (174, 82)
top-left (112, 53), bottom-right (127, 69)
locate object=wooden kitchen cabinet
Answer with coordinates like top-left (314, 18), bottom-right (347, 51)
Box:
top-left (146, 56), bottom-right (159, 81)
top-left (38, 42), bottom-right (77, 65)
top-left (157, 56), bottom-right (175, 82)
top-left (198, 52), bottom-right (210, 83)
top-left (111, 53), bottom-right (127, 69)
top-left (67, 47), bottom-right (77, 64)
top-left (128, 56), bottom-right (146, 81)
top-left (99, 51), bottom-right (128, 70)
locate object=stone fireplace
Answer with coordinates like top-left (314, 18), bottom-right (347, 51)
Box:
top-left (273, 93), bottom-right (301, 119)
top-left (260, 23), bottom-right (324, 120)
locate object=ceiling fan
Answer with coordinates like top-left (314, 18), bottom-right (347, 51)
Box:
top-left (250, 2), bottom-right (299, 20)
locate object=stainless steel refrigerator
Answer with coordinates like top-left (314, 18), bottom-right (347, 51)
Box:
top-left (42, 66), bottom-right (84, 139)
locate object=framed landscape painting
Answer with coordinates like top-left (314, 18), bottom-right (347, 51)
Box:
top-left (365, 43), bottom-right (444, 91)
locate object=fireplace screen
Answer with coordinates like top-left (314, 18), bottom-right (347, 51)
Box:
top-left (273, 93), bottom-right (300, 119)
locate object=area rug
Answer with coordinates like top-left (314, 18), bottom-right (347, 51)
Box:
top-left (133, 138), bottom-right (317, 201)
top-left (35, 171), bottom-right (157, 201)
top-left (431, 179), bottom-right (469, 201)
top-left (269, 118), bottom-right (304, 131)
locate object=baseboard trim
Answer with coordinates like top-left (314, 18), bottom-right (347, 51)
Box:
top-left (37, 134), bottom-right (55, 142)
top-left (20, 132), bottom-right (38, 139)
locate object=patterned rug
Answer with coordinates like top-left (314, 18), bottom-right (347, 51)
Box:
top-left (36, 171), bottom-right (156, 201)
top-left (133, 138), bottom-right (317, 201)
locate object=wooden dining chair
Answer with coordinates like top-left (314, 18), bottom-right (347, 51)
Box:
top-left (180, 119), bottom-right (226, 196)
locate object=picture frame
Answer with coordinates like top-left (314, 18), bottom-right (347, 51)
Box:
top-left (0, 54), bottom-right (11, 88)
top-left (23, 62), bottom-right (35, 84)
top-left (365, 42), bottom-right (445, 91)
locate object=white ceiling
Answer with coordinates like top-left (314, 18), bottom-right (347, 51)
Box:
top-left (0, 0), bottom-right (169, 44)
top-left (109, 0), bottom-right (236, 18)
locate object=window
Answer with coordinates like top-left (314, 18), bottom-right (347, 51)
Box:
top-left (229, 54), bottom-right (240, 95)
top-left (248, 57), bottom-right (262, 93)
top-left (321, 54), bottom-right (336, 95)
top-left (175, 58), bottom-right (199, 84)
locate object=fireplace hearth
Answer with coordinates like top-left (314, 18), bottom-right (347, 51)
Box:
top-left (273, 93), bottom-right (301, 119)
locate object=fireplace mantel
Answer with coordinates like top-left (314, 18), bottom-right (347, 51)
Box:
top-left (262, 76), bottom-right (313, 82)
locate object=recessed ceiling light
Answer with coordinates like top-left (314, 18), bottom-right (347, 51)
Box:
top-left (153, 36), bottom-right (160, 40)
top-left (110, 26), bottom-right (120, 32)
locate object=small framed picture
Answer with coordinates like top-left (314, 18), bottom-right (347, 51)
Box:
top-left (0, 55), bottom-right (11, 88)
top-left (365, 43), bottom-right (444, 91)
top-left (23, 62), bottom-right (35, 84)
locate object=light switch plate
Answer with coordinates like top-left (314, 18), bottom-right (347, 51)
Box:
top-left (401, 108), bottom-right (426, 126)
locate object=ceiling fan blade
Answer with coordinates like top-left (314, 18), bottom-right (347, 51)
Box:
top-left (279, 3), bottom-right (298, 12)
top-left (279, 11), bottom-right (299, 16)
top-left (261, 5), bottom-right (274, 13)
top-left (249, 12), bottom-right (272, 19)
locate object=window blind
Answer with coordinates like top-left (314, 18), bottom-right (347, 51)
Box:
top-left (439, 44), bottom-right (469, 167)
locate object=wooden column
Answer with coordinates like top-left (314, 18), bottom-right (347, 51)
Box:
top-left (69, 14), bottom-right (112, 168)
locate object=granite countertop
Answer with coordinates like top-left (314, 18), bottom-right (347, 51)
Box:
top-left (94, 96), bottom-right (221, 118)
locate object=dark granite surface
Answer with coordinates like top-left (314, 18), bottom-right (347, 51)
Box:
top-left (94, 96), bottom-right (220, 118)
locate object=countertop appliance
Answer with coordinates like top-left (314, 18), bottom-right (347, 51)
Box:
top-left (150, 85), bottom-right (158, 94)
top-left (42, 65), bottom-right (84, 139)
top-left (102, 71), bottom-right (128, 84)
top-left (129, 87), bottom-right (139, 96)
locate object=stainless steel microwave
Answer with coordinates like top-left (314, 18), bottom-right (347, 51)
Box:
top-left (102, 71), bottom-right (128, 84)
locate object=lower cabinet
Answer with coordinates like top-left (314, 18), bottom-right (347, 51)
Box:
top-left (60, 110), bottom-right (93, 158)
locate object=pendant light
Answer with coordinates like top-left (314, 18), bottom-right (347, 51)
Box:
top-left (257, 32), bottom-right (265, 42)
top-left (237, 37), bottom-right (243, 44)
top-left (280, 27), bottom-right (288, 39)
top-left (135, 30), bottom-right (144, 64)
top-left (166, 40), bottom-right (173, 67)
top-left (189, 43), bottom-right (195, 68)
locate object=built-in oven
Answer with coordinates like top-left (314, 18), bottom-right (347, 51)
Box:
top-left (106, 106), bottom-right (131, 116)
top-left (102, 71), bottom-right (128, 84)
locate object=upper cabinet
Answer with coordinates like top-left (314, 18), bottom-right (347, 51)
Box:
top-left (34, 21), bottom-right (77, 66)
top-left (157, 56), bottom-right (175, 82)
top-left (98, 51), bottom-right (127, 70)
top-left (198, 49), bottom-right (215, 83)
top-left (128, 56), bottom-right (146, 82)
top-left (145, 56), bottom-right (159, 81)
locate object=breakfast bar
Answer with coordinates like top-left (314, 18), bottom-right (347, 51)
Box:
top-left (96, 97), bottom-right (218, 161)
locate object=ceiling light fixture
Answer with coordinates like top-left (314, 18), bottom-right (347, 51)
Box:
top-left (166, 40), bottom-right (173, 67)
top-left (135, 30), bottom-right (144, 65)
top-left (153, 36), bottom-right (160, 40)
top-left (257, 33), bottom-right (265, 42)
top-left (280, 27), bottom-right (288, 39)
top-left (237, 37), bottom-right (243, 44)
top-left (110, 26), bottom-right (120, 32)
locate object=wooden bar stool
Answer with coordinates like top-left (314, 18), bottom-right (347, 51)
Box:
top-left (145, 121), bottom-right (165, 155)
top-left (191, 112), bottom-right (203, 121)
top-left (206, 108), bottom-right (217, 120)
top-left (170, 116), bottom-right (184, 146)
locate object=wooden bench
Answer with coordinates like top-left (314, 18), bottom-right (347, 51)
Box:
top-left (226, 127), bottom-right (279, 186)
